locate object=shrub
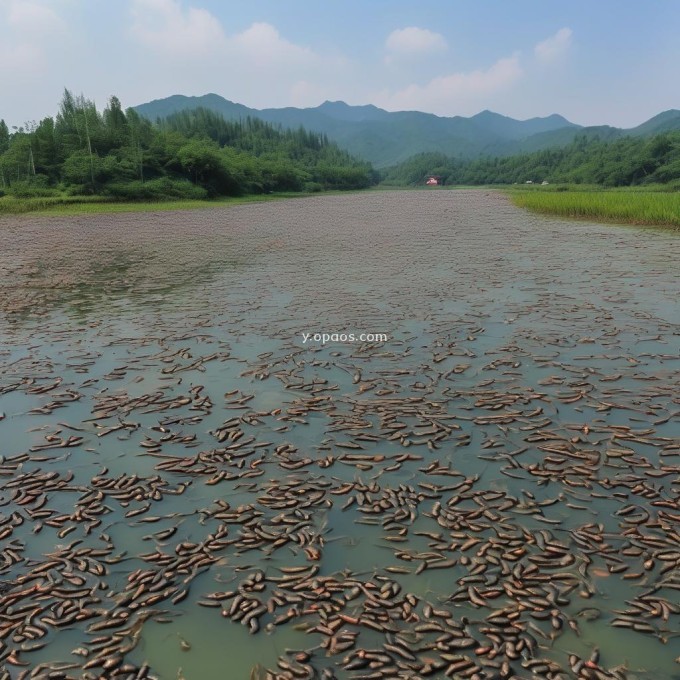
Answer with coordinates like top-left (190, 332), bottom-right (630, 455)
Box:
top-left (104, 178), bottom-right (208, 201)
top-left (303, 182), bottom-right (323, 193)
top-left (7, 179), bottom-right (59, 198)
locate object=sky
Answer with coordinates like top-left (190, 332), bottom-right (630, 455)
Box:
top-left (1, 0), bottom-right (678, 129)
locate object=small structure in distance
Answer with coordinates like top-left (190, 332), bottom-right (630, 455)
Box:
top-left (426, 176), bottom-right (442, 186)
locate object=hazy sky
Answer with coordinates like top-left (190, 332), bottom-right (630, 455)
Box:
top-left (1, 0), bottom-right (678, 128)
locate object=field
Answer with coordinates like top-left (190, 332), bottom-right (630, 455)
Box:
top-left (508, 185), bottom-right (680, 227)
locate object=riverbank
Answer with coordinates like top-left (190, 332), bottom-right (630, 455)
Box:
top-left (0, 191), bottom-right (317, 217)
top-left (4, 183), bottom-right (679, 229)
top-left (507, 185), bottom-right (680, 228)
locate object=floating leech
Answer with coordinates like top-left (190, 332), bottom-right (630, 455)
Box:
top-left (0, 193), bottom-right (678, 677)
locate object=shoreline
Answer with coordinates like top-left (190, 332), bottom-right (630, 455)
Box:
top-left (0, 191), bottom-right (317, 218)
top-left (2, 185), bottom-right (679, 231)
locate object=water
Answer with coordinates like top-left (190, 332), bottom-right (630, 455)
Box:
top-left (0, 190), bottom-right (678, 679)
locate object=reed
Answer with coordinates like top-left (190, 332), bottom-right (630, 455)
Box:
top-left (509, 188), bottom-right (680, 227)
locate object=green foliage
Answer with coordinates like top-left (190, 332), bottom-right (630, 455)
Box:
top-left (383, 133), bottom-right (680, 188)
top-left (0, 119), bottom-right (10, 154)
top-left (0, 91), bottom-right (376, 204)
top-left (175, 139), bottom-right (241, 196)
top-left (134, 94), bottom-right (598, 167)
top-left (105, 178), bottom-right (208, 201)
top-left (160, 108), bottom-right (375, 191)
top-left (304, 182), bottom-right (324, 193)
top-left (0, 192), bottom-right (309, 216)
top-left (0, 194), bottom-right (110, 214)
top-left (510, 189), bottom-right (680, 227)
top-left (5, 176), bottom-right (58, 198)
top-left (62, 149), bottom-right (103, 190)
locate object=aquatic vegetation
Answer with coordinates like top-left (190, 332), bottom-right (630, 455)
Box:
top-left (509, 188), bottom-right (680, 227)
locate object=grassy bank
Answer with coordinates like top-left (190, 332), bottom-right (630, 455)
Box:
top-left (508, 186), bottom-right (680, 228)
top-left (0, 192), bottom-right (313, 217)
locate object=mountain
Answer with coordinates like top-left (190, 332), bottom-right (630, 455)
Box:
top-left (469, 110), bottom-right (576, 140)
top-left (314, 100), bottom-right (389, 122)
top-left (134, 94), bottom-right (578, 166)
top-left (135, 93), bottom-right (254, 121)
top-left (134, 95), bottom-right (680, 167)
top-left (502, 111), bottom-right (680, 156)
top-left (628, 109), bottom-right (680, 136)
top-left (506, 125), bottom-right (622, 155)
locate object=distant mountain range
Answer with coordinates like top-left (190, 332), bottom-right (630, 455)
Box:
top-left (134, 94), bottom-right (680, 168)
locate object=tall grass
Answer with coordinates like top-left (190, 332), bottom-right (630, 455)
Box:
top-left (0, 195), bottom-right (111, 215)
top-left (509, 189), bottom-right (680, 228)
top-left (0, 192), bottom-right (308, 217)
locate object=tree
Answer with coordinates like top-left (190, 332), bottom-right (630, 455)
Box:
top-left (125, 108), bottom-right (152, 181)
top-left (54, 89), bottom-right (101, 186)
top-left (102, 96), bottom-right (128, 151)
top-left (176, 140), bottom-right (240, 195)
top-left (55, 88), bottom-right (83, 152)
top-left (0, 119), bottom-right (9, 154)
top-left (2, 89), bottom-right (379, 200)
top-left (32, 117), bottom-right (60, 179)
top-left (62, 149), bottom-right (103, 192)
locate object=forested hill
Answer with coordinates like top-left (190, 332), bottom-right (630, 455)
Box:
top-left (382, 132), bottom-right (680, 187)
top-left (0, 91), bottom-right (377, 202)
top-left (134, 93), bottom-right (680, 168)
top-left (135, 94), bottom-right (580, 167)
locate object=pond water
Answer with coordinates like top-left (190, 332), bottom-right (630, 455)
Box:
top-left (0, 190), bottom-right (678, 679)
